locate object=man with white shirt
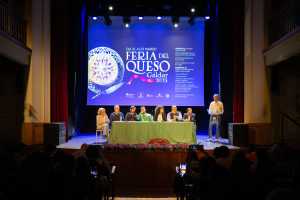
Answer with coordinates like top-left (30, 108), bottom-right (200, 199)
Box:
top-left (167, 105), bottom-right (183, 121)
top-left (208, 94), bottom-right (224, 142)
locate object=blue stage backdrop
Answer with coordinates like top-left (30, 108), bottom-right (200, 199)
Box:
top-left (87, 16), bottom-right (205, 106)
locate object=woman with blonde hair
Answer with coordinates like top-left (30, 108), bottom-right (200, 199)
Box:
top-left (96, 107), bottom-right (110, 137)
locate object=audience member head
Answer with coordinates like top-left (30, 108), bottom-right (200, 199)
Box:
top-left (199, 155), bottom-right (217, 174)
top-left (85, 145), bottom-right (102, 160)
top-left (218, 145), bottom-right (230, 158)
top-left (80, 143), bottom-right (89, 151)
top-left (213, 147), bottom-right (221, 158)
top-left (187, 150), bottom-right (199, 162)
top-left (231, 150), bottom-right (251, 176)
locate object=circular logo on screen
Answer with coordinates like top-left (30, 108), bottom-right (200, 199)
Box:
top-left (88, 47), bottom-right (125, 94)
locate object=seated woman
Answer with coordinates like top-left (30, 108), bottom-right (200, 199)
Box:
top-left (153, 106), bottom-right (167, 122)
top-left (96, 107), bottom-right (110, 136)
top-left (137, 106), bottom-right (153, 121)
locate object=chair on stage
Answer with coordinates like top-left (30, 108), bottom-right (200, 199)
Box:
top-left (96, 124), bottom-right (110, 139)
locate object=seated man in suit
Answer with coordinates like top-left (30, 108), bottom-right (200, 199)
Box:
top-left (167, 105), bottom-right (183, 121)
top-left (137, 106), bottom-right (153, 121)
top-left (125, 106), bottom-right (138, 121)
top-left (109, 105), bottom-right (124, 122)
top-left (183, 107), bottom-right (196, 122)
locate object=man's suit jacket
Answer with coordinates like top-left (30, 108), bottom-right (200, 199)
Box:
top-left (183, 113), bottom-right (196, 122)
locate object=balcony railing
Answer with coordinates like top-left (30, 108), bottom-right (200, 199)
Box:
top-left (0, 1), bottom-right (27, 44)
top-left (267, 0), bottom-right (299, 45)
top-left (280, 112), bottom-right (300, 145)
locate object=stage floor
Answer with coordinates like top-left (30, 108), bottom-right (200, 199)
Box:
top-left (57, 132), bottom-right (239, 150)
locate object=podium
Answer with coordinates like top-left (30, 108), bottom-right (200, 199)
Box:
top-left (228, 123), bottom-right (273, 146)
top-left (22, 122), bottom-right (66, 145)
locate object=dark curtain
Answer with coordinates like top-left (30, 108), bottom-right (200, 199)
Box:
top-left (51, 0), bottom-right (87, 138)
top-left (69, 0), bottom-right (88, 136)
top-left (202, 0), bottom-right (221, 131)
top-left (50, 0), bottom-right (70, 131)
top-left (207, 0), bottom-right (221, 96)
top-left (218, 0), bottom-right (245, 130)
top-left (231, 1), bottom-right (245, 123)
top-left (220, 0), bottom-right (244, 124)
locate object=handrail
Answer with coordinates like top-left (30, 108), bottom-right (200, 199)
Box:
top-left (0, 3), bottom-right (27, 44)
top-left (280, 112), bottom-right (300, 128)
top-left (280, 112), bottom-right (300, 143)
top-left (267, 0), bottom-right (299, 45)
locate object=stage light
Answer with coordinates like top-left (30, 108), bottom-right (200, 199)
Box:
top-left (172, 16), bottom-right (179, 28)
top-left (123, 16), bottom-right (131, 28)
top-left (205, 16), bottom-right (210, 20)
top-left (190, 7), bottom-right (196, 13)
top-left (92, 16), bottom-right (98, 20)
top-left (108, 5), bottom-right (114, 11)
top-left (157, 16), bottom-right (162, 20)
top-left (138, 16), bottom-right (143, 20)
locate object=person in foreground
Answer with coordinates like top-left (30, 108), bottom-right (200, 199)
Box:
top-left (208, 94), bottom-right (224, 142)
top-left (125, 106), bottom-right (138, 121)
top-left (167, 105), bottom-right (182, 121)
top-left (96, 107), bottom-right (110, 136)
top-left (183, 107), bottom-right (196, 122)
top-left (154, 106), bottom-right (167, 122)
top-left (109, 105), bottom-right (124, 122)
top-left (137, 106), bottom-right (153, 121)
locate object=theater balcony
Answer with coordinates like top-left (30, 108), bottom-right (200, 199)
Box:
top-left (0, 0), bottom-right (32, 144)
top-left (263, 0), bottom-right (300, 148)
top-left (0, 0), bottom-right (31, 65)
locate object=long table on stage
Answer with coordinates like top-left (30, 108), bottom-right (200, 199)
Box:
top-left (109, 121), bottom-right (197, 144)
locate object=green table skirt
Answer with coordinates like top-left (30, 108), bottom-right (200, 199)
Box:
top-left (109, 121), bottom-right (197, 144)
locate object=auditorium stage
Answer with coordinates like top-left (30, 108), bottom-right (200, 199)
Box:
top-left (57, 132), bottom-right (239, 150)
